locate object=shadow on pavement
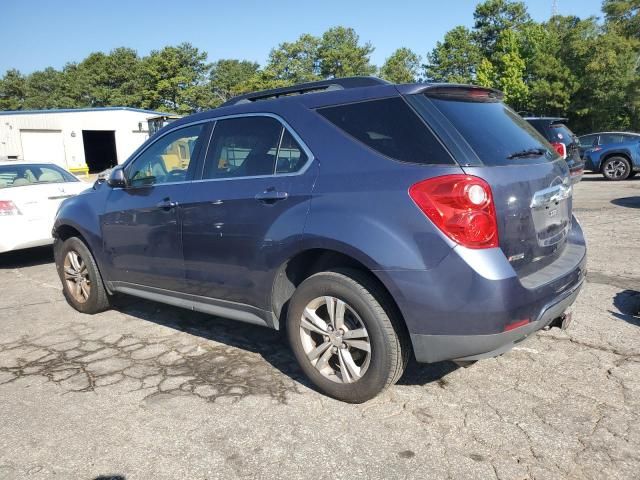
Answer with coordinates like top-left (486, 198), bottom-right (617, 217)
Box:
top-left (110, 294), bottom-right (456, 394)
top-left (611, 289), bottom-right (640, 326)
top-left (611, 196), bottom-right (640, 209)
top-left (93, 476), bottom-right (125, 480)
top-left (0, 246), bottom-right (54, 269)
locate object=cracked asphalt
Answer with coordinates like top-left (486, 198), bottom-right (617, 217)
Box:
top-left (1, 174), bottom-right (639, 480)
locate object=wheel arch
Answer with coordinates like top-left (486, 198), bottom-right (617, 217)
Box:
top-left (270, 246), bottom-right (409, 340)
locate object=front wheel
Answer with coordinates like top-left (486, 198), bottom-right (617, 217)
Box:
top-left (602, 156), bottom-right (631, 181)
top-left (55, 237), bottom-right (110, 314)
top-left (287, 269), bottom-right (409, 403)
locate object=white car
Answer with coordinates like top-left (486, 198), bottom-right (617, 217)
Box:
top-left (0, 161), bottom-right (88, 253)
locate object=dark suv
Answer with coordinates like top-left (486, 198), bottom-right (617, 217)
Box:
top-left (524, 117), bottom-right (584, 183)
top-left (53, 77), bottom-right (586, 402)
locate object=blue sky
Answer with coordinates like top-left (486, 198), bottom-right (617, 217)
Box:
top-left (1, 0), bottom-right (605, 74)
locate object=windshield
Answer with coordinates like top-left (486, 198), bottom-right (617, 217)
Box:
top-left (422, 96), bottom-right (557, 166)
top-left (549, 124), bottom-right (577, 146)
top-left (0, 164), bottom-right (78, 189)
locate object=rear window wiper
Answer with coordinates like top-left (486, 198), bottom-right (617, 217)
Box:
top-left (506, 148), bottom-right (547, 160)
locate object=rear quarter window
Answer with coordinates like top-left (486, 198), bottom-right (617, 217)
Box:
top-left (317, 97), bottom-right (454, 165)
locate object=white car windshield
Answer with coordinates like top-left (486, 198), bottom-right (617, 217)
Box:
top-left (0, 164), bottom-right (78, 189)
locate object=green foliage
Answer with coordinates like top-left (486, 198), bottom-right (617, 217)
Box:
top-left (491, 30), bottom-right (529, 110)
top-left (424, 0), bottom-right (640, 133)
top-left (23, 67), bottom-right (76, 109)
top-left (318, 27), bottom-right (376, 78)
top-left (209, 59), bottom-right (260, 103)
top-left (603, 0), bottom-right (640, 38)
top-left (140, 43), bottom-right (214, 114)
top-left (473, 0), bottom-right (531, 55)
top-left (380, 48), bottom-right (421, 83)
top-left (0, 69), bottom-right (26, 110)
top-left (476, 58), bottom-right (496, 87)
top-left (264, 34), bottom-right (321, 83)
top-left (424, 27), bottom-right (482, 83)
top-left (0, 14), bottom-right (637, 133)
top-left (73, 48), bottom-right (144, 107)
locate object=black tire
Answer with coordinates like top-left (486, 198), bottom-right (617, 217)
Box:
top-left (601, 156), bottom-right (631, 181)
top-left (287, 269), bottom-right (409, 403)
top-left (628, 171), bottom-right (637, 179)
top-left (54, 237), bottom-right (110, 314)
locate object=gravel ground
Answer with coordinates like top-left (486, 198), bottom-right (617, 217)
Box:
top-left (0, 173), bottom-right (638, 480)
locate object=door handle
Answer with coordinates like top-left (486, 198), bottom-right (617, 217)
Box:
top-left (156, 198), bottom-right (178, 210)
top-left (255, 190), bottom-right (288, 204)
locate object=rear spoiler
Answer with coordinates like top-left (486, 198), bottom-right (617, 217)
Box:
top-left (397, 83), bottom-right (504, 102)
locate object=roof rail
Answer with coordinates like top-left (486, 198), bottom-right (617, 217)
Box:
top-left (220, 76), bottom-right (390, 107)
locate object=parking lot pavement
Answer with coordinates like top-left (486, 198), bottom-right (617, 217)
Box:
top-left (0, 174), bottom-right (638, 480)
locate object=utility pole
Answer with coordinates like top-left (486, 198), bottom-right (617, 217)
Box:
top-left (551, 0), bottom-right (559, 17)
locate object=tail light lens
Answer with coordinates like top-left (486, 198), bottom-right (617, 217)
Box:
top-left (409, 175), bottom-right (498, 249)
top-left (551, 142), bottom-right (567, 159)
top-left (0, 200), bottom-right (21, 216)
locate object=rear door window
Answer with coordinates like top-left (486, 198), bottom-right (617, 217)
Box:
top-left (317, 98), bottom-right (454, 165)
top-left (599, 134), bottom-right (626, 145)
top-left (422, 96), bottom-right (556, 166)
top-left (202, 116), bottom-right (283, 179)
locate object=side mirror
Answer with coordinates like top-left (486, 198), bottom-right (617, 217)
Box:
top-left (107, 167), bottom-right (127, 188)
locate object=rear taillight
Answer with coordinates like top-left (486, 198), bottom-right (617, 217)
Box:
top-left (0, 200), bottom-right (21, 216)
top-left (551, 142), bottom-right (567, 159)
top-left (409, 175), bottom-right (498, 249)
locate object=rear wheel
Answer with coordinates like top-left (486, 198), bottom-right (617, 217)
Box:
top-left (287, 269), bottom-right (409, 403)
top-left (602, 156), bottom-right (631, 180)
top-left (55, 237), bottom-right (110, 314)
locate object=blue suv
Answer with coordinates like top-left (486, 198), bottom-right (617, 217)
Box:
top-left (53, 77), bottom-right (586, 402)
top-left (579, 132), bottom-right (640, 180)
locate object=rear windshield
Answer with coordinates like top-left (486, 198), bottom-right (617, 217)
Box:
top-left (317, 97), bottom-right (454, 165)
top-left (0, 164), bottom-right (77, 189)
top-left (424, 96), bottom-right (557, 166)
top-left (548, 124), bottom-right (576, 146)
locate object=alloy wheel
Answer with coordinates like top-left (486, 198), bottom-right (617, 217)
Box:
top-left (63, 250), bottom-right (91, 303)
top-left (299, 296), bottom-right (371, 383)
top-left (604, 159), bottom-right (628, 179)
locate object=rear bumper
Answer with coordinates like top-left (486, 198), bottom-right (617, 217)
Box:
top-left (410, 278), bottom-right (583, 362)
top-left (377, 216), bottom-right (586, 363)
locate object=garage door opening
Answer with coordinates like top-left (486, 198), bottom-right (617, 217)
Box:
top-left (82, 130), bottom-right (117, 173)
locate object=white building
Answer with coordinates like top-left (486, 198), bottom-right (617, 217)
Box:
top-left (0, 107), bottom-right (173, 173)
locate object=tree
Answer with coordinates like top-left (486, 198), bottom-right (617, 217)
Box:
top-left (473, 0), bottom-right (531, 55)
top-left (209, 59), bottom-right (260, 103)
top-left (576, 30), bottom-right (640, 131)
top-left (73, 48), bottom-right (143, 107)
top-left (424, 26), bottom-right (482, 83)
top-left (264, 34), bottom-right (321, 83)
top-left (491, 30), bottom-right (529, 110)
top-left (23, 67), bottom-right (76, 109)
top-left (140, 43), bottom-right (214, 114)
top-left (476, 58), bottom-right (496, 87)
top-left (0, 69), bottom-right (26, 110)
top-left (380, 48), bottom-right (421, 83)
top-left (519, 23), bottom-right (577, 115)
top-left (317, 27), bottom-right (376, 78)
top-left (603, 0), bottom-right (640, 39)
